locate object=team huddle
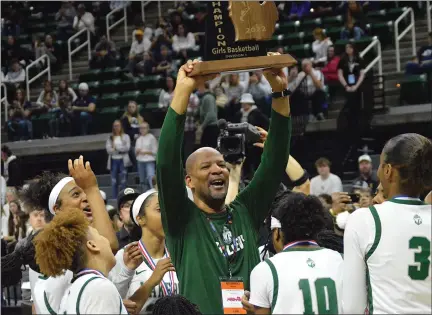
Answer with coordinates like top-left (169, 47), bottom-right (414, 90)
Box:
top-left (8, 60), bottom-right (432, 315)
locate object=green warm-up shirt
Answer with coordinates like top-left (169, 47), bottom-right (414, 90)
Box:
top-left (156, 107), bottom-right (291, 314)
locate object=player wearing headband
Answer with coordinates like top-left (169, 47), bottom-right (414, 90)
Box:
top-left (20, 155), bottom-right (118, 314)
top-left (247, 192), bottom-right (343, 314)
top-left (34, 208), bottom-right (127, 314)
top-left (343, 133), bottom-right (432, 314)
top-left (110, 190), bottom-right (179, 314)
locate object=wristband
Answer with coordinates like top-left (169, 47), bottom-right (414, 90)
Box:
top-left (271, 89), bottom-right (291, 99)
top-left (291, 169), bottom-right (309, 187)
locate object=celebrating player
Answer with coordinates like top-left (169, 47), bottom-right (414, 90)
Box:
top-left (19, 155), bottom-right (118, 314)
top-left (110, 190), bottom-right (179, 314)
top-left (247, 192), bottom-right (343, 314)
top-left (35, 208), bottom-right (127, 314)
top-left (156, 57), bottom-right (291, 313)
top-left (343, 133), bottom-right (432, 313)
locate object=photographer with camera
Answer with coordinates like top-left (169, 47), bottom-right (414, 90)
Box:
top-left (156, 56), bottom-right (291, 314)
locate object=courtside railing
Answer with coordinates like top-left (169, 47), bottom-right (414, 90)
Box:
top-left (26, 54), bottom-right (51, 101)
top-left (141, 1), bottom-right (162, 23)
top-left (360, 37), bottom-right (382, 76)
top-left (394, 7), bottom-right (416, 72)
top-left (1, 83), bottom-right (8, 121)
top-left (427, 0), bottom-right (431, 32)
top-left (68, 28), bottom-right (91, 80)
top-left (106, 6), bottom-right (128, 42)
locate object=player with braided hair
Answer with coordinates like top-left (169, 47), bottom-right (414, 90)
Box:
top-left (343, 133), bottom-right (432, 314)
top-left (152, 295), bottom-right (202, 315)
top-left (245, 192), bottom-right (343, 314)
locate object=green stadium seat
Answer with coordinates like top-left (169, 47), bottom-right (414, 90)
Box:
top-left (87, 81), bottom-right (101, 95)
top-left (138, 89), bottom-right (161, 103)
top-left (29, 23), bottom-right (46, 33)
top-left (288, 44), bottom-right (312, 59)
top-left (135, 75), bottom-right (163, 90)
top-left (302, 18), bottom-right (322, 30)
top-left (143, 102), bottom-right (159, 111)
top-left (117, 91), bottom-right (140, 106)
top-left (270, 32), bottom-right (304, 47)
top-left (102, 67), bottom-right (122, 80)
top-left (275, 21), bottom-right (299, 35)
top-left (400, 75), bottom-right (429, 105)
top-left (97, 107), bottom-right (121, 132)
top-left (99, 93), bottom-right (119, 108)
top-left (322, 15), bottom-right (343, 28)
top-left (367, 22), bottom-right (393, 46)
top-left (80, 69), bottom-right (102, 83)
top-left (387, 7), bottom-right (406, 20)
top-left (325, 27), bottom-right (344, 41)
top-left (366, 9), bottom-right (387, 21)
top-left (100, 79), bottom-right (121, 93)
top-left (117, 80), bottom-right (137, 92)
top-left (334, 37), bottom-right (374, 55)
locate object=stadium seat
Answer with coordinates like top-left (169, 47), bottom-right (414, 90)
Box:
top-left (302, 18), bottom-right (322, 31)
top-left (102, 67), bottom-right (122, 80)
top-left (288, 44), bottom-right (312, 59)
top-left (135, 75), bottom-right (163, 90)
top-left (87, 81), bottom-right (100, 95)
top-left (275, 21), bottom-right (299, 35)
top-left (97, 106), bottom-right (121, 132)
top-left (400, 75), bottom-right (429, 105)
top-left (99, 93), bottom-right (119, 108)
top-left (270, 32), bottom-right (304, 47)
top-left (322, 15), bottom-right (343, 28)
top-left (100, 79), bottom-right (121, 93)
top-left (117, 91), bottom-right (140, 106)
top-left (80, 69), bottom-right (102, 83)
top-left (138, 89), bottom-right (161, 103)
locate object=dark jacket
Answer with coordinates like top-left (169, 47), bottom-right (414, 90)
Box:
top-left (5, 156), bottom-right (23, 187)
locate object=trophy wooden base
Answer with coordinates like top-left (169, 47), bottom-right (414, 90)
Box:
top-left (188, 54), bottom-right (297, 77)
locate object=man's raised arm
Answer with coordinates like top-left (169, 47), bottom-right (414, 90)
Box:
top-left (156, 60), bottom-right (215, 236)
top-left (234, 61), bottom-right (292, 230)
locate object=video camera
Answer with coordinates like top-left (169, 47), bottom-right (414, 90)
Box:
top-left (216, 119), bottom-right (262, 164)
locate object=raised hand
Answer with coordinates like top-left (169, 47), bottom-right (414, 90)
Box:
top-left (147, 257), bottom-right (175, 288)
top-left (123, 242), bottom-right (144, 270)
top-left (175, 59), bottom-right (217, 95)
top-left (263, 52), bottom-right (288, 93)
top-left (68, 155), bottom-right (97, 191)
top-left (253, 126), bottom-right (268, 149)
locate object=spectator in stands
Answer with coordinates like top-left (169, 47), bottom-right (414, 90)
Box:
top-left (132, 16), bottom-right (153, 40)
top-left (106, 120), bottom-right (131, 199)
top-left (7, 89), bottom-right (33, 141)
top-left (197, 83), bottom-right (218, 148)
top-left (13, 211), bottom-right (29, 242)
top-left (341, 1), bottom-right (365, 40)
top-left (116, 187), bottom-right (140, 248)
top-left (35, 35), bottom-right (60, 72)
top-left (322, 46), bottom-right (341, 102)
top-left (121, 100), bottom-right (144, 146)
top-left (407, 32), bottom-right (432, 75)
top-left (351, 154), bottom-right (379, 192)
top-left (135, 122), bottom-right (158, 192)
top-left (310, 157), bottom-right (343, 196)
top-left (247, 70), bottom-right (272, 117)
top-left (1, 145), bottom-right (23, 188)
top-left (312, 28), bottom-right (333, 65)
top-left (183, 92), bottom-right (200, 161)
top-left (91, 35), bottom-right (117, 69)
top-left (337, 43), bottom-right (365, 131)
top-left (151, 28), bottom-right (173, 56)
top-left (154, 45), bottom-right (173, 76)
top-left (214, 85), bottom-right (228, 110)
top-left (5, 200), bottom-right (24, 243)
top-left (36, 80), bottom-right (58, 109)
top-left (235, 93), bottom-right (269, 129)
top-left (55, 1), bottom-right (76, 40)
top-left (73, 4), bottom-right (95, 34)
top-left (49, 96), bottom-right (73, 138)
top-left (72, 82), bottom-right (96, 135)
top-left (135, 51), bottom-right (156, 76)
top-left (3, 59), bottom-right (25, 87)
top-left (282, 1), bottom-right (311, 21)
top-left (2, 36), bottom-right (26, 67)
top-left (172, 24), bottom-right (196, 59)
top-left (158, 76), bottom-right (175, 108)
top-left (357, 188), bottom-right (373, 208)
top-left (2, 8), bottom-right (22, 36)
top-left (57, 80), bottom-right (77, 103)
top-left (125, 30), bottom-right (151, 77)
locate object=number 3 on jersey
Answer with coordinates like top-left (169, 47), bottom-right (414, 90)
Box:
top-left (408, 236), bottom-right (431, 280)
top-left (298, 278), bottom-right (338, 314)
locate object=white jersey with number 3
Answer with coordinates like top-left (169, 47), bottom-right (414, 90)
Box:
top-left (343, 198), bottom-right (432, 314)
top-left (249, 247), bottom-right (343, 314)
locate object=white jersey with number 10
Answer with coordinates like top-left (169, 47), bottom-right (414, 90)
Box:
top-left (249, 247), bottom-right (343, 314)
top-left (343, 198), bottom-right (431, 314)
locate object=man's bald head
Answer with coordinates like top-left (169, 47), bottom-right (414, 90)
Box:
top-left (185, 147), bottom-right (222, 175)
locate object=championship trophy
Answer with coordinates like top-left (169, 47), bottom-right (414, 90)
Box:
top-left (189, 1), bottom-right (297, 76)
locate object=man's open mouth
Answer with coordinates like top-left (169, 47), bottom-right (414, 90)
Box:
top-left (209, 179), bottom-right (225, 189)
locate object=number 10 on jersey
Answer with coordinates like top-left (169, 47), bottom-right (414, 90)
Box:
top-left (298, 278), bottom-right (339, 314)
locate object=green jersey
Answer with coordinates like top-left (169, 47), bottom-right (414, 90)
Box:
top-left (157, 107), bottom-right (291, 314)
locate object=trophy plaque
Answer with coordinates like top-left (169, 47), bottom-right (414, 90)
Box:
top-left (189, 1), bottom-right (296, 77)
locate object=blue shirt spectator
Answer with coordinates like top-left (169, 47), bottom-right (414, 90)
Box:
top-left (72, 83), bottom-right (96, 135)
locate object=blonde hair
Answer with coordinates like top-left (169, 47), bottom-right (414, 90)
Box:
top-left (313, 28), bottom-right (325, 41)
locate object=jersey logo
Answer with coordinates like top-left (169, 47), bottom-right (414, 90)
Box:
top-left (136, 270), bottom-right (145, 275)
top-left (307, 258), bottom-right (315, 268)
top-left (222, 226), bottom-right (233, 245)
top-left (413, 214), bottom-right (422, 225)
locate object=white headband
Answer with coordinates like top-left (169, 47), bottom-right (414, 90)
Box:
top-left (48, 177), bottom-right (74, 215)
top-left (270, 216), bottom-right (281, 230)
top-left (131, 189), bottom-right (157, 226)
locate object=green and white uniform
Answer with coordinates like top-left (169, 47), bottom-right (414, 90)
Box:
top-left (343, 197), bottom-right (431, 314)
top-left (33, 270), bottom-right (73, 314)
top-left (157, 107), bottom-right (291, 314)
top-left (59, 270), bottom-right (127, 314)
top-left (109, 247), bottom-right (179, 314)
top-left (250, 244), bottom-right (343, 314)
